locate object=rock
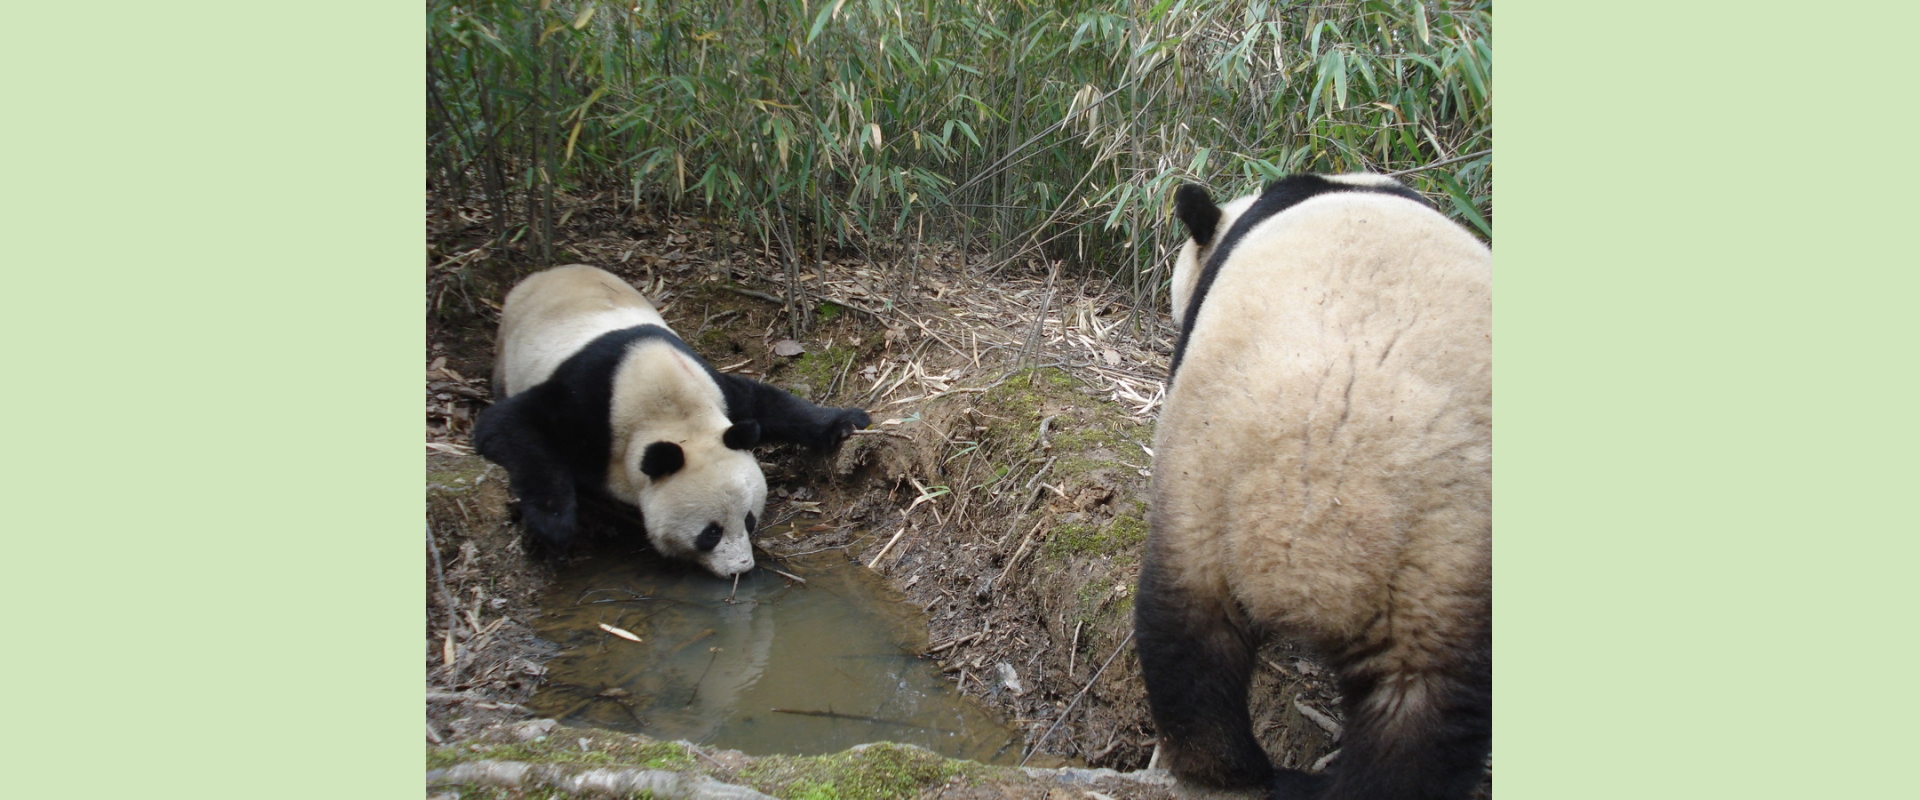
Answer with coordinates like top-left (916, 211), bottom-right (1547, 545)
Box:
top-left (997, 662), bottom-right (1025, 695)
top-left (511, 718), bottom-right (559, 741)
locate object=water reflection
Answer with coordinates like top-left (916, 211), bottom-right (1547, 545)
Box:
top-left (529, 548), bottom-right (1028, 764)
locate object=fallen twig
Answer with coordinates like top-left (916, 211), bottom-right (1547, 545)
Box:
top-left (1021, 630), bottom-right (1135, 766)
top-left (925, 632), bottom-right (981, 655)
top-left (1294, 698), bottom-right (1343, 738)
top-left (996, 519), bottom-right (1047, 586)
top-left (1068, 620), bottom-right (1083, 677)
top-left (427, 524), bottom-right (459, 668)
top-left (770, 708), bottom-right (949, 731)
top-left (1312, 748), bottom-right (1342, 772)
top-left (763, 565), bottom-right (807, 584)
top-left (866, 524), bottom-right (912, 569)
top-left (723, 285), bottom-right (786, 305)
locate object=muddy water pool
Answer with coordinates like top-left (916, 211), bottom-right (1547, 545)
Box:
top-left (527, 547), bottom-right (1030, 764)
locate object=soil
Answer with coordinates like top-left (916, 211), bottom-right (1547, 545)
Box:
top-left (423, 190), bottom-right (1383, 794)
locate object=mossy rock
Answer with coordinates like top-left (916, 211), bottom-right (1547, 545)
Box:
top-left (738, 743), bottom-right (982, 800)
top-left (427, 733), bottom-right (697, 773)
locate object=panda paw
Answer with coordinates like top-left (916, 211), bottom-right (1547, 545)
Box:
top-left (513, 499), bottom-right (579, 558)
top-left (824, 407), bottom-right (872, 449)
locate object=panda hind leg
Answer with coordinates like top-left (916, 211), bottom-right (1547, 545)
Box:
top-left (1134, 554), bottom-right (1275, 790)
top-left (1316, 630), bottom-right (1492, 800)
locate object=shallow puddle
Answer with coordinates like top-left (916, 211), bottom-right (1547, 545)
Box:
top-left (527, 545), bottom-right (1029, 764)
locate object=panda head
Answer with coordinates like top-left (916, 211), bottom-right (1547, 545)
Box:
top-left (1171, 174), bottom-right (1412, 324)
top-left (1171, 184), bottom-right (1257, 324)
top-left (629, 421), bottom-right (768, 578)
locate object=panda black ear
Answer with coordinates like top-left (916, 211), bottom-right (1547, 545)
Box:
top-left (1173, 183), bottom-right (1222, 247)
top-left (723, 421), bottom-right (761, 450)
top-left (640, 441), bottom-right (685, 479)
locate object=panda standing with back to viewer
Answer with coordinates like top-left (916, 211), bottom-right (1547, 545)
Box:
top-left (1136, 174), bottom-right (1491, 800)
top-left (473, 264), bottom-right (872, 578)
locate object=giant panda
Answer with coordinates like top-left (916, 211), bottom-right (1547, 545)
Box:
top-left (473, 264), bottom-right (872, 578)
top-left (1136, 174), bottom-right (1491, 799)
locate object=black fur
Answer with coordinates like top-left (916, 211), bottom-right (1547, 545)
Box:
top-left (473, 324), bottom-right (871, 554)
top-left (695, 522), bottom-right (724, 552)
top-left (1174, 183), bottom-right (1223, 246)
top-left (723, 421), bottom-right (762, 450)
top-left (1313, 628), bottom-right (1492, 800)
top-left (1134, 548), bottom-right (1273, 790)
top-left (1139, 549), bottom-right (1491, 800)
top-left (639, 441), bottom-right (684, 478)
top-left (1168, 174), bottom-right (1429, 382)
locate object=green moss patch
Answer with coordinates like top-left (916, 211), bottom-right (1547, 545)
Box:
top-left (779, 345), bottom-right (858, 400)
top-left (739, 743), bottom-right (981, 800)
top-left (426, 455), bottom-right (493, 493)
top-left (1042, 513), bottom-right (1148, 559)
top-left (426, 734), bottom-right (696, 773)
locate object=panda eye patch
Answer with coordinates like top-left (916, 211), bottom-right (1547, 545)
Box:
top-left (695, 522), bottom-right (724, 552)
top-left (745, 513), bottom-right (757, 532)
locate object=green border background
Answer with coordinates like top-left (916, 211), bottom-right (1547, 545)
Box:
top-left (4, 1), bottom-right (421, 795)
top-left (5, 1), bottom-right (1916, 797)
top-left (1504, 2), bottom-right (1919, 797)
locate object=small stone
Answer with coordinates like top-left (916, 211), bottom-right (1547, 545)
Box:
top-left (511, 718), bottom-right (558, 741)
top-left (997, 662), bottom-right (1025, 695)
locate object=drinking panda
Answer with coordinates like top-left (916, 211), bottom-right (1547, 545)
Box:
top-left (474, 265), bottom-right (871, 577)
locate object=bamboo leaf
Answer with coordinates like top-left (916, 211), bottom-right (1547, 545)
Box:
top-left (1435, 172), bottom-right (1492, 239)
top-left (1331, 50), bottom-right (1348, 114)
top-left (807, 0), bottom-right (845, 45)
top-left (572, 4), bottom-right (595, 30)
top-left (950, 119), bottom-right (980, 146)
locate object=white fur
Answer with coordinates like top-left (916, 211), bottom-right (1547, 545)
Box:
top-left (1322, 172), bottom-right (1405, 189)
top-left (495, 265), bottom-right (668, 396)
top-left (1156, 182), bottom-right (1491, 670)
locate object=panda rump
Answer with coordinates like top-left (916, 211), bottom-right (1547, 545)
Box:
top-left (473, 265), bottom-right (872, 578)
top-left (1137, 175), bottom-right (1492, 800)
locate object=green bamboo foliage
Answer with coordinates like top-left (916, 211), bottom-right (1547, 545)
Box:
top-left (428, 0), bottom-right (1491, 303)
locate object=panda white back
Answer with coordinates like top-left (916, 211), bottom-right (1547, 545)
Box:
top-left (494, 264), bottom-right (668, 397)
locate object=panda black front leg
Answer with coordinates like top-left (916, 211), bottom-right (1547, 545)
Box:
top-left (472, 390), bottom-right (582, 554)
top-left (710, 372), bottom-right (872, 451)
